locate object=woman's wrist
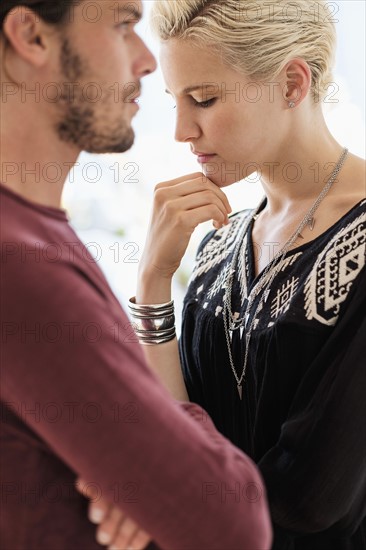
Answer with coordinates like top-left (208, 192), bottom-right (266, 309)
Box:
top-left (136, 268), bottom-right (173, 305)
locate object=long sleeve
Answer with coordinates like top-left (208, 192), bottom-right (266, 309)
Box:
top-left (2, 237), bottom-right (272, 550)
top-left (258, 267), bottom-right (366, 538)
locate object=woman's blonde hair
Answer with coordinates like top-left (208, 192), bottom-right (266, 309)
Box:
top-left (150, 0), bottom-right (337, 102)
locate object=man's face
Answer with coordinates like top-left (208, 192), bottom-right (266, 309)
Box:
top-left (51, 0), bottom-right (156, 153)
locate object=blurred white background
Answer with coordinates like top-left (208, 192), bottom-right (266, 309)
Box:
top-left (62, 0), bottom-right (366, 328)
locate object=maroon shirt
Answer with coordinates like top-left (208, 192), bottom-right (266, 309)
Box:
top-left (0, 183), bottom-right (272, 550)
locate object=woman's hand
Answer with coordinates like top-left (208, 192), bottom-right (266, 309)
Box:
top-left (139, 172), bottom-right (232, 281)
top-left (76, 478), bottom-right (152, 550)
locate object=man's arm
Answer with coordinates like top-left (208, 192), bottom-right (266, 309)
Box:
top-left (3, 260), bottom-right (272, 550)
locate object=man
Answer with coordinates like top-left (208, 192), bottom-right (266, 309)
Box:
top-left (0, 1), bottom-right (272, 549)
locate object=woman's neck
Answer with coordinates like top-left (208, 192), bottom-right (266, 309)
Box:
top-left (259, 127), bottom-right (349, 215)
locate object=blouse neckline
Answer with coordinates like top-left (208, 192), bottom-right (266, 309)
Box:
top-left (246, 197), bottom-right (365, 290)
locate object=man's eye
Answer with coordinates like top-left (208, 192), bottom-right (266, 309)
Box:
top-left (118, 21), bottom-right (135, 31)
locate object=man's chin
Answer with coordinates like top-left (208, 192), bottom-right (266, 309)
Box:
top-left (84, 133), bottom-right (135, 155)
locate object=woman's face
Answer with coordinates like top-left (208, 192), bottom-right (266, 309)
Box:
top-left (160, 39), bottom-right (288, 187)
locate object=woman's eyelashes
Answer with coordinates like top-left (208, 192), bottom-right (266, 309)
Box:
top-left (172, 98), bottom-right (217, 109)
top-left (195, 98), bottom-right (217, 108)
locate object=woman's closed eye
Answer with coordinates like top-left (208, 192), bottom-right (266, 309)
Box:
top-left (194, 98), bottom-right (217, 108)
top-left (173, 98), bottom-right (217, 109)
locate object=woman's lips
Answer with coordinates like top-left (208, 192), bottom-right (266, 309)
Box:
top-left (195, 154), bottom-right (216, 163)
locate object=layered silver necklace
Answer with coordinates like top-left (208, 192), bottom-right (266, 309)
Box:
top-left (222, 147), bottom-right (349, 400)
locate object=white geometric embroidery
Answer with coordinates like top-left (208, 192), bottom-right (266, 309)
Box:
top-left (207, 263), bottom-right (231, 300)
top-left (215, 306), bottom-right (223, 317)
top-left (304, 211), bottom-right (366, 325)
top-left (237, 239), bottom-right (302, 306)
top-left (339, 249), bottom-right (364, 286)
top-left (189, 211), bottom-right (251, 283)
top-left (279, 252), bottom-right (303, 273)
top-left (250, 252), bottom-right (303, 301)
top-left (270, 276), bottom-right (299, 318)
top-left (188, 198), bottom-right (365, 330)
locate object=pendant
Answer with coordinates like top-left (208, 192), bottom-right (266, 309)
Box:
top-left (298, 233), bottom-right (305, 239)
top-left (264, 289), bottom-right (270, 303)
top-left (229, 330), bottom-right (233, 343)
top-left (308, 217), bottom-right (315, 231)
top-left (240, 326), bottom-right (244, 339)
top-left (237, 384), bottom-right (243, 400)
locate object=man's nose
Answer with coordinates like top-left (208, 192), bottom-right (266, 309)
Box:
top-left (137, 38), bottom-right (157, 77)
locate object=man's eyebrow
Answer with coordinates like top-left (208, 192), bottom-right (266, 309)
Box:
top-left (113, 5), bottom-right (143, 22)
top-left (165, 85), bottom-right (214, 96)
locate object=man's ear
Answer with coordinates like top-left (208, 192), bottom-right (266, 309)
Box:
top-left (2, 7), bottom-right (50, 67)
top-left (282, 58), bottom-right (312, 106)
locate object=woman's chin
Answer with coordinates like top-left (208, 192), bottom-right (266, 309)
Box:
top-left (202, 160), bottom-right (242, 187)
top-left (203, 170), bottom-right (240, 188)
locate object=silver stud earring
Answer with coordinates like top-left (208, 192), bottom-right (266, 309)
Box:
top-left (288, 101), bottom-right (296, 108)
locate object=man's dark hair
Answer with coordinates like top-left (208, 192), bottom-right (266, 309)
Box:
top-left (0, 1), bottom-right (81, 32)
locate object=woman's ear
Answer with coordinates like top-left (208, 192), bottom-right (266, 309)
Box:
top-left (2, 7), bottom-right (49, 68)
top-left (283, 58), bottom-right (312, 107)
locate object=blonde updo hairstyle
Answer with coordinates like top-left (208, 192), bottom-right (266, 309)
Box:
top-left (150, 0), bottom-right (337, 103)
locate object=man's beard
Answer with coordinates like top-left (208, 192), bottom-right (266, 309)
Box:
top-left (55, 38), bottom-right (135, 154)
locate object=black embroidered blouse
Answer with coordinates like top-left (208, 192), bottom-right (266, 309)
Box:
top-left (179, 198), bottom-right (366, 550)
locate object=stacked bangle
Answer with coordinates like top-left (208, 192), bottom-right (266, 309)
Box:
top-left (128, 297), bottom-right (176, 345)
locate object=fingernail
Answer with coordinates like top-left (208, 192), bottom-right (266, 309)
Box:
top-left (97, 531), bottom-right (111, 545)
top-left (90, 508), bottom-right (104, 524)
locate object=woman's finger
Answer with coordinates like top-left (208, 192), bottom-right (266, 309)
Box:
top-left (173, 178), bottom-right (232, 214)
top-left (154, 172), bottom-right (205, 190)
top-left (164, 192), bottom-right (230, 224)
top-left (155, 175), bottom-right (232, 214)
top-left (180, 204), bottom-right (229, 230)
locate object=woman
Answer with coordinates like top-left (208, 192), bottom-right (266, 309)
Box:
top-left (88, 1), bottom-right (366, 548)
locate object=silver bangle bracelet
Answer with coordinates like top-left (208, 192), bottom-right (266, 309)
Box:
top-left (134, 326), bottom-right (176, 337)
top-left (130, 308), bottom-right (174, 319)
top-left (131, 314), bottom-right (175, 332)
top-left (128, 296), bottom-right (176, 345)
top-left (128, 296), bottom-right (174, 312)
top-left (138, 331), bottom-right (177, 346)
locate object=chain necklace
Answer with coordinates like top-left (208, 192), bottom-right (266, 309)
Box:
top-left (223, 147), bottom-right (349, 400)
